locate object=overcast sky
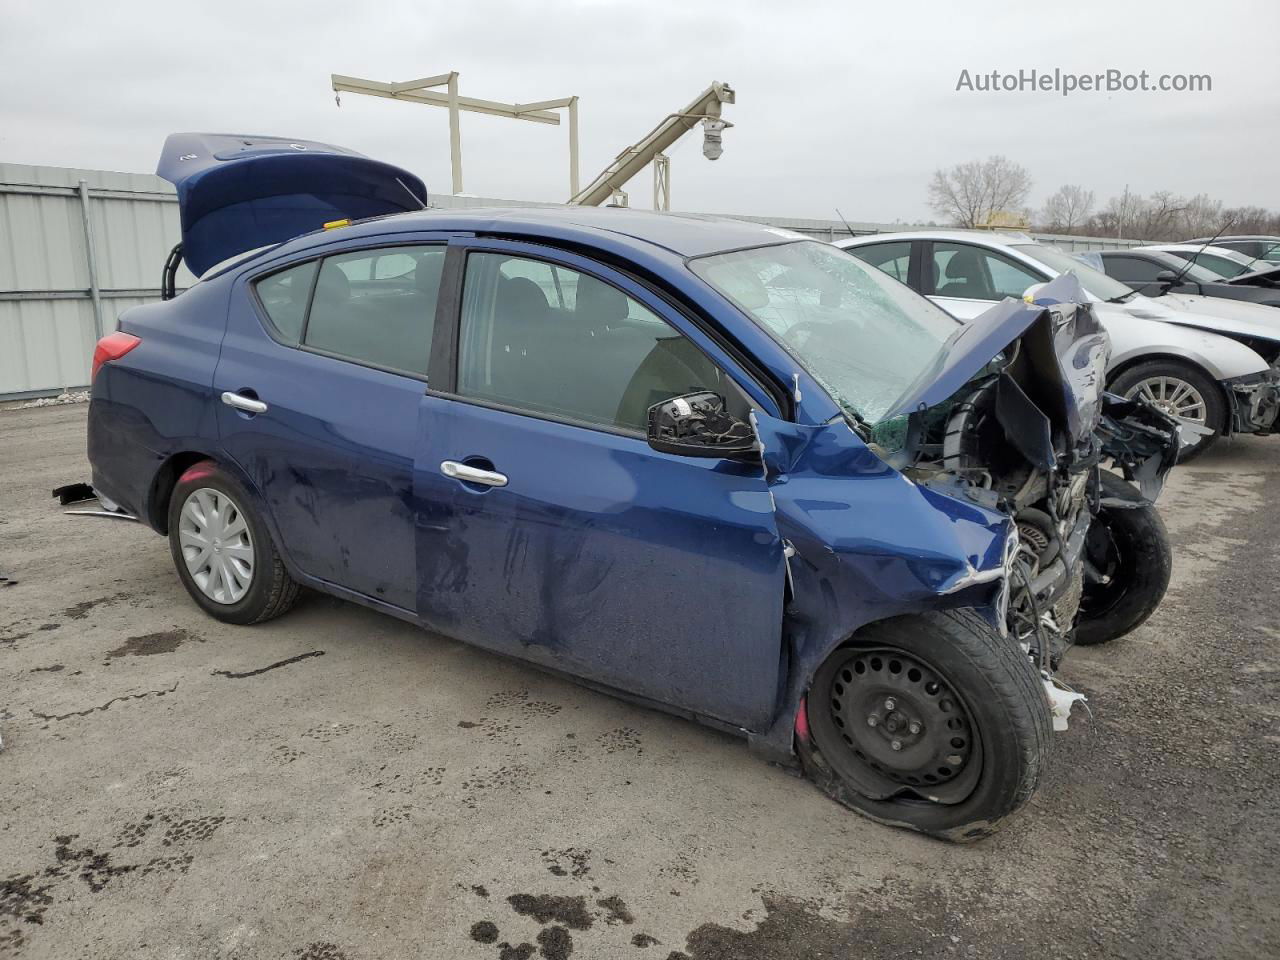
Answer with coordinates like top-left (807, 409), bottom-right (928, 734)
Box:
top-left (2, 0), bottom-right (1277, 223)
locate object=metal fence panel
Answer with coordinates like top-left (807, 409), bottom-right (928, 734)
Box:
top-left (0, 164), bottom-right (195, 397)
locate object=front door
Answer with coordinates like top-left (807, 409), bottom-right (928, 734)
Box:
top-left (924, 240), bottom-right (1047, 321)
top-left (415, 240), bottom-right (787, 730)
top-left (216, 241), bottom-right (446, 610)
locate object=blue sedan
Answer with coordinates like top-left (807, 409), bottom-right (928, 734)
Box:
top-left (86, 134), bottom-right (1177, 839)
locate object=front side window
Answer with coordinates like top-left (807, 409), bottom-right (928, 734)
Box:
top-left (1105, 255), bottom-right (1165, 283)
top-left (254, 260), bottom-right (318, 344)
top-left (931, 242), bottom-right (1042, 300)
top-left (302, 245), bottom-right (445, 376)
top-left (690, 240), bottom-right (959, 424)
top-left (456, 252), bottom-right (746, 432)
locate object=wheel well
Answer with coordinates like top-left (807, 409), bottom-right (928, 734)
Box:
top-left (147, 452), bottom-right (214, 533)
top-left (1109, 352), bottom-right (1217, 387)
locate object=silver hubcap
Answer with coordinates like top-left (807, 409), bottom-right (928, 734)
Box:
top-left (179, 488), bottom-right (253, 604)
top-left (1128, 376), bottom-right (1208, 425)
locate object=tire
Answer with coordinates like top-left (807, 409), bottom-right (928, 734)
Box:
top-left (1074, 471), bottom-right (1171, 646)
top-left (798, 610), bottom-right (1051, 842)
top-left (1108, 360), bottom-right (1225, 462)
top-left (167, 460), bottom-right (299, 625)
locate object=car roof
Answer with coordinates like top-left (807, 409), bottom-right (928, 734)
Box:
top-left (278, 205), bottom-right (810, 260)
top-left (1097, 248), bottom-right (1177, 260)
top-left (1187, 235), bottom-right (1280, 242)
top-left (836, 228), bottom-right (1037, 250)
top-left (1139, 243), bottom-right (1253, 260)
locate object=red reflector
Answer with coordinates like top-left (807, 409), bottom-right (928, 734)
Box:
top-left (91, 332), bottom-right (141, 381)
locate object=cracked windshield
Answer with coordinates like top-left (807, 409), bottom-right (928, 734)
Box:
top-left (691, 240), bottom-right (959, 423)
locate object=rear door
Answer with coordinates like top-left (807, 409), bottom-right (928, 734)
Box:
top-left (215, 239), bottom-right (446, 610)
top-left (415, 239), bottom-right (787, 729)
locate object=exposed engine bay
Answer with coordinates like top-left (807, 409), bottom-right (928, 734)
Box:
top-left (873, 292), bottom-right (1180, 677)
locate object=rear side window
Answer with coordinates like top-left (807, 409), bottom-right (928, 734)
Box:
top-left (255, 261), bottom-right (318, 345)
top-left (302, 245), bottom-right (445, 377)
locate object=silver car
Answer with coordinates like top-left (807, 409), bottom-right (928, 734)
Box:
top-left (835, 230), bottom-right (1280, 459)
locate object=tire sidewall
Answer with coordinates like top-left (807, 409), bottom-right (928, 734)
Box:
top-left (1075, 472), bottom-right (1172, 646)
top-left (167, 462), bottom-right (279, 625)
top-left (801, 613), bottom-right (1050, 841)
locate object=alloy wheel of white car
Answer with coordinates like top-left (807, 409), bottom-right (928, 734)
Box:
top-left (1125, 375), bottom-right (1208, 427)
top-left (178, 487), bottom-right (254, 604)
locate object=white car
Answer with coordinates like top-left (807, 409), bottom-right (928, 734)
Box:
top-left (835, 230), bottom-right (1280, 459)
top-left (1139, 243), bottom-right (1264, 279)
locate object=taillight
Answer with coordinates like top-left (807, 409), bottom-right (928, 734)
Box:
top-left (91, 332), bottom-right (141, 381)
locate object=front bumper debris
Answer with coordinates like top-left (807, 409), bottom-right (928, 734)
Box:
top-left (1228, 367), bottom-right (1280, 436)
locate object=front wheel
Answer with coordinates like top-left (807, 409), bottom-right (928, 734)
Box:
top-left (1109, 360), bottom-right (1225, 462)
top-left (799, 610), bottom-right (1051, 842)
top-left (1074, 471), bottom-right (1171, 646)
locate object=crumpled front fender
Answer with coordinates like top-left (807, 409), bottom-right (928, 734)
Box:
top-left (748, 412), bottom-right (1013, 764)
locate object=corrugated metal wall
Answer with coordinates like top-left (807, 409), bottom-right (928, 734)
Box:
top-left (1, 163), bottom-right (1144, 399)
top-left (0, 164), bottom-right (194, 399)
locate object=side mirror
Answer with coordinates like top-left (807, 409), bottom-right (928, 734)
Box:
top-left (1155, 270), bottom-right (1179, 285)
top-left (646, 392), bottom-right (759, 460)
top-left (1022, 282), bottom-right (1048, 303)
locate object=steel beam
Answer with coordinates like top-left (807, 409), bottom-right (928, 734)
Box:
top-left (331, 75), bottom-right (562, 124)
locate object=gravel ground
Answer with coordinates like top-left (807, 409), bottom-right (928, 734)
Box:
top-left (1, 404), bottom-right (1276, 960)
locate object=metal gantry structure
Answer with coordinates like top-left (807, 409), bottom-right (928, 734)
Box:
top-left (331, 71), bottom-right (580, 198)
top-left (329, 72), bottom-right (734, 209)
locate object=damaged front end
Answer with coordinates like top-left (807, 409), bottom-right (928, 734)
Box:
top-left (871, 276), bottom-right (1179, 685)
top-left (1226, 368), bottom-right (1280, 437)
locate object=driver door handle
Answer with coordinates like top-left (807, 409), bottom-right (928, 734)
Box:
top-left (441, 460), bottom-right (508, 488)
top-left (221, 391), bottom-right (268, 414)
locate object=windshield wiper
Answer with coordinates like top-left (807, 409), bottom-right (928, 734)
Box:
top-left (1106, 289), bottom-right (1139, 303)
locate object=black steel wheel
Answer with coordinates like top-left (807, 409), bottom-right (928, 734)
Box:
top-left (799, 610), bottom-right (1052, 842)
top-left (813, 647), bottom-right (982, 805)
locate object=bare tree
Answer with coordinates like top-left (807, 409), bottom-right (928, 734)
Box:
top-left (1087, 186), bottom-right (1149, 238)
top-left (1041, 185), bottom-right (1095, 233)
top-left (1180, 194), bottom-right (1227, 236)
top-left (928, 156), bottom-right (1033, 228)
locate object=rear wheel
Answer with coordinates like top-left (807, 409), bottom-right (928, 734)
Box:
top-left (799, 610), bottom-right (1050, 842)
top-left (167, 461), bottom-right (299, 625)
top-left (1074, 471), bottom-right (1171, 646)
top-left (1109, 360), bottom-right (1225, 462)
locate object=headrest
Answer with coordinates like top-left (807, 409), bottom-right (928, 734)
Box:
top-left (314, 266), bottom-right (350, 303)
top-left (496, 275), bottom-right (549, 321)
top-left (944, 248), bottom-right (984, 279)
top-left (575, 276), bottom-right (629, 327)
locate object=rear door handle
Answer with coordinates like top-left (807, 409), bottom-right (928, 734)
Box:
top-left (221, 391), bottom-right (268, 414)
top-left (441, 460), bottom-right (508, 487)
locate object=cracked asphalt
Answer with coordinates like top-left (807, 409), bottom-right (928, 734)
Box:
top-left (1, 403), bottom-right (1276, 959)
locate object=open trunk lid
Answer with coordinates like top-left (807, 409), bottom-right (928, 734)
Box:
top-left (157, 133), bottom-right (427, 276)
